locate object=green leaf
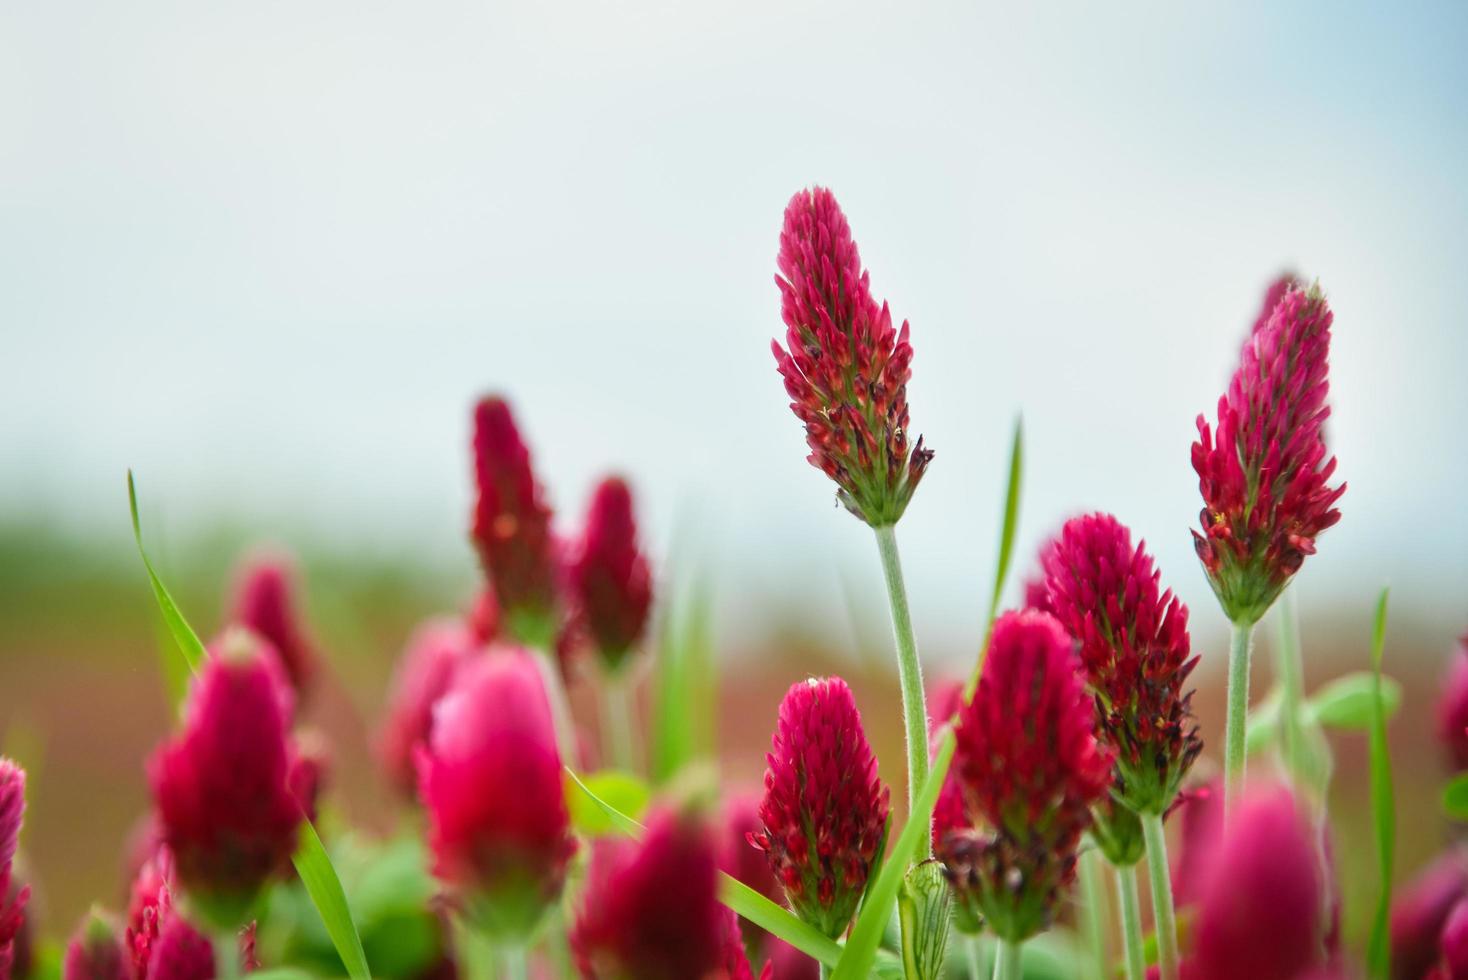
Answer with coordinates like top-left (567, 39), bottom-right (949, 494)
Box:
top-left (985, 416), bottom-right (1024, 630)
top-left (127, 471), bottom-right (206, 701)
top-left (1443, 774), bottom-right (1468, 821)
top-left (565, 769), bottom-right (652, 837)
top-left (1307, 671), bottom-right (1403, 728)
top-left (1366, 588), bottom-right (1394, 980)
top-left (1244, 687), bottom-right (1283, 755)
top-left (293, 820), bottom-right (372, 980)
top-left (832, 734), bottom-right (955, 980)
top-left (650, 580), bottom-right (715, 784)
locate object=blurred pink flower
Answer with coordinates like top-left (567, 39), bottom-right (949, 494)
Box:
top-left (417, 648), bottom-right (573, 940)
top-left (569, 476), bottom-right (653, 671)
top-left (145, 916), bottom-right (215, 980)
top-left (1437, 635), bottom-right (1468, 772)
top-left (937, 611), bottom-right (1111, 942)
top-left (1393, 848), bottom-right (1468, 980)
top-left (771, 187), bottom-right (932, 527)
top-left (0, 760), bottom-right (29, 980)
top-left (62, 913), bottom-right (129, 980)
top-left (571, 808), bottom-right (724, 980)
top-left (750, 677), bottom-right (890, 938)
top-left (1192, 283), bottom-right (1344, 624)
top-left (148, 633), bottom-right (300, 928)
top-left (229, 551), bottom-right (316, 695)
top-left (378, 620), bottom-right (476, 798)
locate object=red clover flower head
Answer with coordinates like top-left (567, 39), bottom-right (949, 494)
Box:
top-left (750, 676), bottom-right (891, 938)
top-left (1041, 513), bottom-right (1201, 814)
top-left (1250, 273), bottom-right (1300, 337)
top-left (571, 807), bottom-right (725, 980)
top-left (377, 620), bottom-right (476, 798)
top-left (569, 476), bottom-right (653, 672)
top-left (1393, 848), bottom-right (1468, 980)
top-left (145, 917), bottom-right (215, 980)
top-left (1187, 786), bottom-right (1324, 980)
top-left (1192, 282), bottom-right (1345, 624)
top-left (147, 633), bottom-right (301, 929)
top-left (771, 187), bottom-right (932, 527)
top-left (1437, 634), bottom-right (1468, 772)
top-left (62, 912), bottom-right (129, 980)
top-left (936, 610), bottom-right (1112, 943)
top-left (1435, 900), bottom-right (1468, 980)
top-left (416, 647), bottom-right (573, 940)
top-left (471, 396), bottom-right (560, 646)
top-left (229, 551), bottom-right (315, 695)
top-left (0, 760), bottom-right (28, 980)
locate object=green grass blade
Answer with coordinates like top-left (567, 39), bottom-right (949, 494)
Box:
top-left (1443, 774), bottom-right (1468, 821)
top-left (831, 733), bottom-right (955, 980)
top-left (1366, 588), bottom-right (1394, 979)
top-left (984, 417), bottom-right (1024, 633)
top-left (293, 819), bottom-right (372, 980)
top-left (127, 472), bottom-right (207, 694)
top-left (649, 579), bottom-right (715, 784)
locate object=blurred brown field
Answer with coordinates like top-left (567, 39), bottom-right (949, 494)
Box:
top-left (0, 519), bottom-right (1457, 958)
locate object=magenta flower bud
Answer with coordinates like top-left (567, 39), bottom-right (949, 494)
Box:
top-left (1438, 899), bottom-right (1468, 979)
top-left (468, 588), bottom-right (501, 646)
top-left (750, 677), bottom-right (891, 938)
top-left (1041, 513), bottom-right (1201, 815)
top-left (417, 647), bottom-right (573, 940)
top-left (936, 611), bottom-right (1112, 942)
top-left (146, 916), bottom-right (215, 980)
top-left (1192, 283), bottom-right (1345, 624)
top-left (287, 730), bottom-right (330, 823)
top-left (771, 187), bottom-right (933, 527)
top-left (471, 396), bottom-right (560, 646)
top-left (62, 912), bottom-right (129, 980)
top-left (229, 551), bottom-right (315, 694)
top-left (571, 807), bottom-right (725, 980)
top-left (1169, 780), bottom-right (1221, 907)
top-left (377, 620), bottom-right (475, 798)
top-left (148, 632), bottom-right (301, 928)
top-left (1249, 273), bottom-right (1300, 337)
top-left (1188, 786), bottom-right (1323, 980)
top-left (1437, 635), bottom-right (1468, 771)
top-left (1393, 849), bottom-right (1468, 980)
top-left (0, 760), bottom-right (29, 980)
top-left (718, 908), bottom-right (757, 980)
top-left (570, 476), bottom-right (653, 671)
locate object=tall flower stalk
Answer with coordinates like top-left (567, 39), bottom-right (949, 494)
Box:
top-left (1040, 513), bottom-right (1201, 980)
top-left (1193, 282), bottom-right (1343, 820)
top-left (771, 186), bottom-right (934, 822)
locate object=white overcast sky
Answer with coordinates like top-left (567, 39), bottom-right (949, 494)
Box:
top-left (2, 1), bottom-right (1465, 664)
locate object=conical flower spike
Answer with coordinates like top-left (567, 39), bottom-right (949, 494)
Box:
top-left (62, 911), bottom-right (129, 980)
top-left (471, 396), bottom-right (561, 646)
top-left (0, 759), bottom-right (29, 980)
top-left (229, 551), bottom-right (315, 695)
top-left (569, 476), bottom-right (653, 672)
top-left (571, 807), bottom-right (725, 980)
top-left (936, 611), bottom-right (1112, 943)
top-left (1041, 513), bottom-right (1201, 815)
top-left (771, 187), bottom-right (932, 527)
top-left (750, 677), bottom-right (891, 938)
top-left (1192, 283), bottom-right (1345, 625)
top-left (416, 647), bottom-right (574, 941)
top-left (147, 633), bottom-right (300, 929)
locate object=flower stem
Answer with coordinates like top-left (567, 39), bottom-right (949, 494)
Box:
top-left (1275, 588), bottom-right (1307, 789)
top-left (992, 938), bottom-right (1022, 980)
top-left (1115, 863), bottom-right (1146, 980)
top-left (1078, 846), bottom-right (1111, 980)
top-left (1224, 618), bottom-right (1255, 825)
top-left (1142, 812), bottom-right (1180, 980)
top-left (500, 946), bottom-right (527, 980)
top-left (873, 524), bottom-right (930, 838)
top-left (603, 668), bottom-right (638, 772)
top-left (212, 930), bottom-right (239, 980)
top-left (966, 936), bottom-right (986, 980)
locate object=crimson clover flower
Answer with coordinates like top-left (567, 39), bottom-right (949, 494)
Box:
top-left (771, 187), bottom-right (932, 527)
top-left (1392, 848), bottom-right (1468, 980)
top-left (471, 396), bottom-right (561, 647)
top-left (148, 633), bottom-right (301, 929)
top-left (145, 916), bottom-right (215, 980)
top-left (229, 551), bottom-right (315, 695)
top-left (377, 620), bottom-right (476, 798)
top-left (1186, 786), bottom-right (1324, 980)
top-left (416, 647), bottom-right (573, 940)
top-left (1040, 513), bottom-right (1201, 816)
top-left (569, 476), bottom-right (653, 672)
top-left (1192, 282), bottom-right (1345, 624)
top-left (1437, 633), bottom-right (1468, 772)
top-left (571, 807), bottom-right (725, 980)
top-left (750, 676), bottom-right (891, 938)
top-left (0, 759), bottom-right (29, 980)
top-left (62, 912), bottom-right (129, 980)
top-left (1433, 900), bottom-right (1468, 979)
top-left (936, 611), bottom-right (1112, 943)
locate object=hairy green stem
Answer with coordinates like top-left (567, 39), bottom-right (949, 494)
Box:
top-left (873, 524), bottom-right (931, 841)
top-left (1115, 863), bottom-right (1146, 980)
top-left (603, 669), bottom-right (638, 772)
top-left (500, 945), bottom-right (527, 980)
top-left (1224, 619), bottom-right (1255, 824)
top-left (1078, 847), bottom-right (1110, 980)
top-left (992, 939), bottom-right (1022, 980)
top-left (1142, 812), bottom-right (1180, 980)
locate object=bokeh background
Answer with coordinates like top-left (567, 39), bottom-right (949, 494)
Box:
top-left (2, 0), bottom-right (1466, 957)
